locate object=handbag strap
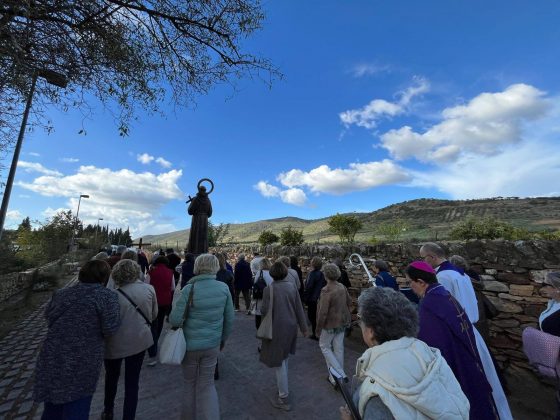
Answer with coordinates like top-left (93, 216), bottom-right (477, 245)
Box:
top-left (182, 281), bottom-right (196, 323)
top-left (117, 288), bottom-right (152, 327)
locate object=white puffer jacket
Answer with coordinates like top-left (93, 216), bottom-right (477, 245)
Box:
top-left (357, 336), bottom-right (469, 419)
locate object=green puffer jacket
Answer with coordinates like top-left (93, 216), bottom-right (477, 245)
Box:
top-left (169, 273), bottom-right (234, 351)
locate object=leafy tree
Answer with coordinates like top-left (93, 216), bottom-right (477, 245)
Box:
top-left (328, 213), bottom-right (363, 244)
top-left (18, 217), bottom-right (32, 231)
top-left (280, 225), bottom-right (304, 246)
top-left (0, 0), bottom-right (279, 159)
top-left (258, 230), bottom-right (279, 246)
top-left (208, 222), bottom-right (230, 247)
top-left (375, 218), bottom-right (410, 242)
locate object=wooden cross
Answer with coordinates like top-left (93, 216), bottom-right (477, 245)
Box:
top-left (131, 238), bottom-right (151, 249)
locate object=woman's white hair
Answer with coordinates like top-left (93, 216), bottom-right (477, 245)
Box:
top-left (194, 253), bottom-right (220, 275)
top-left (112, 259), bottom-right (141, 286)
top-left (322, 263), bottom-right (341, 281)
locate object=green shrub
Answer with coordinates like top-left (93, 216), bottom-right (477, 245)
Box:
top-left (280, 225), bottom-right (304, 246)
top-left (258, 230), bottom-right (279, 246)
top-left (328, 213), bottom-right (363, 244)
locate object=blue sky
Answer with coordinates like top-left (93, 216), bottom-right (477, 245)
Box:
top-left (3, 0), bottom-right (560, 237)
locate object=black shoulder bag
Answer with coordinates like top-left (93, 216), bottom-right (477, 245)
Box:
top-left (118, 288), bottom-right (152, 327)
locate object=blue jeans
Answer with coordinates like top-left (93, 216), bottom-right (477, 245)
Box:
top-left (41, 395), bottom-right (92, 420)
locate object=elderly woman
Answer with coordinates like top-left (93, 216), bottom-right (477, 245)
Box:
top-left (316, 263), bottom-right (352, 386)
top-left (146, 255), bottom-right (175, 365)
top-left (260, 261), bottom-right (309, 412)
top-left (252, 257), bottom-right (273, 329)
top-left (169, 254), bottom-right (234, 420)
top-left (34, 260), bottom-right (120, 420)
top-left (407, 261), bottom-right (498, 419)
top-left (373, 260), bottom-right (399, 290)
top-left (304, 256), bottom-right (326, 340)
top-left (102, 259), bottom-right (157, 420)
top-left (340, 287), bottom-right (469, 420)
top-left (540, 272), bottom-right (560, 336)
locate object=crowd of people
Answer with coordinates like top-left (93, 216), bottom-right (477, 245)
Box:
top-left (31, 243), bottom-right (560, 419)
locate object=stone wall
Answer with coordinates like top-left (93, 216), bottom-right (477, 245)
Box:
top-left (0, 260), bottom-right (78, 304)
top-left (217, 240), bottom-right (560, 380)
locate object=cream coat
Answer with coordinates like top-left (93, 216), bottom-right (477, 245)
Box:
top-left (357, 336), bottom-right (469, 419)
top-left (105, 280), bottom-right (158, 359)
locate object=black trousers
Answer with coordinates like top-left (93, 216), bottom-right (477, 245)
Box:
top-left (148, 304), bottom-right (171, 357)
top-left (234, 288), bottom-right (251, 310)
top-left (307, 301), bottom-right (318, 337)
top-left (255, 314), bottom-right (262, 330)
top-left (104, 350), bottom-right (145, 420)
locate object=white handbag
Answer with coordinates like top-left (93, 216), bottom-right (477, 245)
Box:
top-left (159, 283), bottom-right (194, 365)
top-left (256, 284), bottom-right (273, 340)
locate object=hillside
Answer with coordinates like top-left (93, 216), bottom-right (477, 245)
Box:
top-left (138, 197), bottom-right (560, 248)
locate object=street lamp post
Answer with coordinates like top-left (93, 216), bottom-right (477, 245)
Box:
top-left (71, 194), bottom-right (89, 251)
top-left (0, 69), bottom-right (68, 242)
top-left (95, 217), bottom-right (104, 243)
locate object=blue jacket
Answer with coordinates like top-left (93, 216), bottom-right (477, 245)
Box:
top-left (304, 269), bottom-right (326, 303)
top-left (169, 274), bottom-right (234, 351)
top-left (234, 259), bottom-right (253, 290)
top-left (375, 271), bottom-right (399, 291)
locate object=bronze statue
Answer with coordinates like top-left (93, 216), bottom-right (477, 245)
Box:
top-left (186, 178), bottom-right (214, 254)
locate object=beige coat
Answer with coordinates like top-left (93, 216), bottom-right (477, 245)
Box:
top-left (105, 280), bottom-right (158, 359)
top-left (316, 281), bottom-right (351, 336)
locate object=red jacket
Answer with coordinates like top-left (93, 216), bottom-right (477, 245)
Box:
top-left (149, 263), bottom-right (174, 306)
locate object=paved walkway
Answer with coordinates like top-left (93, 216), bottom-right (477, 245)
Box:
top-left (0, 293), bottom-right (363, 419)
top-left (0, 285), bottom-right (554, 419)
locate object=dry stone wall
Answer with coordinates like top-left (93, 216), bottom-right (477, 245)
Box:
top-left (218, 239), bottom-right (560, 380)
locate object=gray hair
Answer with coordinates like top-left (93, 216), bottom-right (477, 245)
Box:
top-left (238, 253), bottom-right (246, 261)
top-left (546, 272), bottom-right (560, 290)
top-left (194, 254), bottom-right (219, 275)
top-left (374, 260), bottom-right (389, 272)
top-left (358, 287), bottom-right (418, 344)
top-left (92, 252), bottom-right (108, 260)
top-left (116, 245), bottom-right (128, 255)
top-left (420, 242), bottom-right (446, 258)
top-left (122, 249), bottom-right (138, 262)
top-left (322, 263), bottom-right (341, 281)
top-left (260, 258), bottom-right (272, 270)
top-left (112, 259), bottom-right (141, 286)
top-left (449, 255), bottom-right (469, 270)
top-left (311, 256), bottom-right (323, 270)
top-left (277, 256), bottom-right (290, 267)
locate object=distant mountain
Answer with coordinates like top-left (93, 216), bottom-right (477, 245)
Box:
top-left (137, 197), bottom-right (560, 248)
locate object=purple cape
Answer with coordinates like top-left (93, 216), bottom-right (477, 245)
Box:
top-left (418, 283), bottom-right (498, 420)
top-left (437, 260), bottom-right (465, 275)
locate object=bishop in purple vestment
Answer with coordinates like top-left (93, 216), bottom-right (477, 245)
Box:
top-left (406, 261), bottom-right (498, 420)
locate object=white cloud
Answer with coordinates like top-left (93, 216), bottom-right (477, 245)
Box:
top-left (339, 76), bottom-right (429, 129)
top-left (411, 138), bottom-right (560, 199)
top-left (279, 189), bottom-right (307, 206)
top-left (254, 181), bottom-right (307, 206)
top-left (61, 157), bottom-right (79, 163)
top-left (6, 210), bottom-right (23, 221)
top-left (254, 181), bottom-right (280, 197)
top-left (380, 83), bottom-right (550, 162)
top-left (17, 161), bottom-right (62, 176)
top-left (18, 166), bottom-right (184, 237)
top-left (28, 152), bottom-right (40, 157)
top-left (277, 160), bottom-right (410, 195)
top-left (351, 63), bottom-right (391, 78)
top-left (137, 153), bottom-right (154, 164)
top-left (155, 157), bottom-right (172, 168)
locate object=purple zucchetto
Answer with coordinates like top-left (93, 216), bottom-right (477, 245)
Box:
top-left (409, 261), bottom-right (436, 274)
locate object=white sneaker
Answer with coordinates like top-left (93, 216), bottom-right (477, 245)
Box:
top-left (147, 358), bottom-right (157, 367)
